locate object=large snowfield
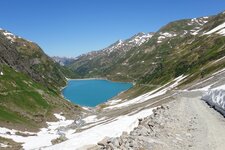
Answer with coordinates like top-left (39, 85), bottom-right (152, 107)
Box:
top-left (0, 109), bottom-right (153, 150)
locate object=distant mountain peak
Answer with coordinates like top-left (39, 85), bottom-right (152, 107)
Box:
top-left (123, 32), bottom-right (154, 47)
top-left (0, 28), bottom-right (33, 43)
top-left (52, 56), bottom-right (76, 66)
top-left (102, 32), bottom-right (154, 54)
top-left (0, 30), bottom-right (18, 43)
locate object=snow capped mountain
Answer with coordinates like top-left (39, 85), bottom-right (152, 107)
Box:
top-left (76, 32), bottom-right (154, 61)
top-left (0, 28), bottom-right (33, 44)
top-left (155, 16), bottom-right (210, 44)
top-left (125, 32), bottom-right (154, 46)
top-left (189, 17), bottom-right (209, 35)
top-left (52, 56), bottom-right (76, 66)
top-left (189, 17), bottom-right (209, 26)
top-left (69, 11), bottom-right (225, 82)
top-left (102, 32), bottom-right (154, 54)
top-left (0, 29), bottom-right (19, 43)
top-left (103, 39), bottom-right (124, 53)
top-left (67, 32), bottom-right (154, 78)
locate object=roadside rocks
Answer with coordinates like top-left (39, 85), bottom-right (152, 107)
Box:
top-left (51, 135), bottom-right (67, 145)
top-left (96, 104), bottom-right (170, 150)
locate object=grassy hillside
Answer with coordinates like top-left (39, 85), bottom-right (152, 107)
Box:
top-left (0, 65), bottom-right (80, 130)
top-left (0, 29), bottom-right (81, 130)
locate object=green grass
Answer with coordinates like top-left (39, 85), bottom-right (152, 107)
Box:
top-left (0, 106), bottom-right (25, 123)
top-left (0, 65), bottom-right (52, 125)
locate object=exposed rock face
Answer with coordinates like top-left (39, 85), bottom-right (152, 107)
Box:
top-left (0, 29), bottom-right (67, 88)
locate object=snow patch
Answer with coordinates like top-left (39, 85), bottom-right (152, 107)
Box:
top-left (0, 113), bottom-right (74, 150)
top-left (2, 31), bottom-right (17, 43)
top-left (190, 29), bottom-right (201, 35)
top-left (104, 32), bottom-right (153, 54)
top-left (44, 108), bottom-right (154, 150)
top-left (212, 67), bottom-right (225, 76)
top-left (190, 17), bottom-right (208, 26)
top-left (0, 72), bottom-right (3, 76)
top-left (217, 28), bottom-right (225, 36)
top-left (157, 32), bottom-right (177, 42)
top-left (82, 115), bottom-right (106, 124)
top-left (127, 32), bottom-right (153, 46)
top-left (54, 113), bottom-right (66, 120)
top-left (191, 84), bottom-right (213, 92)
top-left (204, 22), bottom-right (225, 36)
top-left (82, 115), bottom-right (98, 123)
top-left (106, 99), bottom-right (122, 105)
top-left (202, 85), bottom-right (225, 115)
top-left (82, 106), bottom-right (91, 111)
top-left (105, 75), bottom-right (187, 109)
top-left (212, 55), bottom-right (225, 64)
top-left (0, 143), bottom-right (8, 148)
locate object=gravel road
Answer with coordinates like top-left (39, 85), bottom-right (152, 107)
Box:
top-left (95, 91), bottom-right (225, 150)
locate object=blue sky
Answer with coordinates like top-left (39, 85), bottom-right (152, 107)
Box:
top-left (0, 0), bottom-right (225, 57)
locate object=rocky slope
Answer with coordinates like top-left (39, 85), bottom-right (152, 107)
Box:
top-left (0, 29), bottom-right (67, 89)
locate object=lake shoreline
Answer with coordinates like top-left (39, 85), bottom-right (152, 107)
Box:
top-left (65, 77), bottom-right (135, 85)
top-left (61, 78), bottom-right (133, 107)
top-left (65, 77), bottom-right (107, 81)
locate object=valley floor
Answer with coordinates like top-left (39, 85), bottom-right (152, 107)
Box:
top-left (94, 91), bottom-right (225, 150)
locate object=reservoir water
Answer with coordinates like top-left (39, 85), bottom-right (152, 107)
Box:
top-left (62, 79), bottom-right (133, 107)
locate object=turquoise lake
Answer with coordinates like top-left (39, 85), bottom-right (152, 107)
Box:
top-left (62, 79), bottom-right (133, 107)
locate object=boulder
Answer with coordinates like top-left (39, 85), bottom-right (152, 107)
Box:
top-left (97, 137), bottom-right (110, 148)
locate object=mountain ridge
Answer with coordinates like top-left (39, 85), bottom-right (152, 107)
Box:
top-left (65, 11), bottom-right (225, 86)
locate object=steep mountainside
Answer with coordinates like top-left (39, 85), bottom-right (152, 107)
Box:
top-left (68, 11), bottom-right (225, 86)
top-left (0, 29), bottom-right (67, 89)
top-left (0, 29), bottom-right (80, 130)
top-left (68, 32), bottom-right (154, 78)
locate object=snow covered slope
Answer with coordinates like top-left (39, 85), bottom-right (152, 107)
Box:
top-left (202, 85), bottom-right (225, 116)
top-left (204, 22), bottom-right (225, 36)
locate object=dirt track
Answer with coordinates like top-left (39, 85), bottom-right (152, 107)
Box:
top-left (152, 92), bottom-right (225, 150)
